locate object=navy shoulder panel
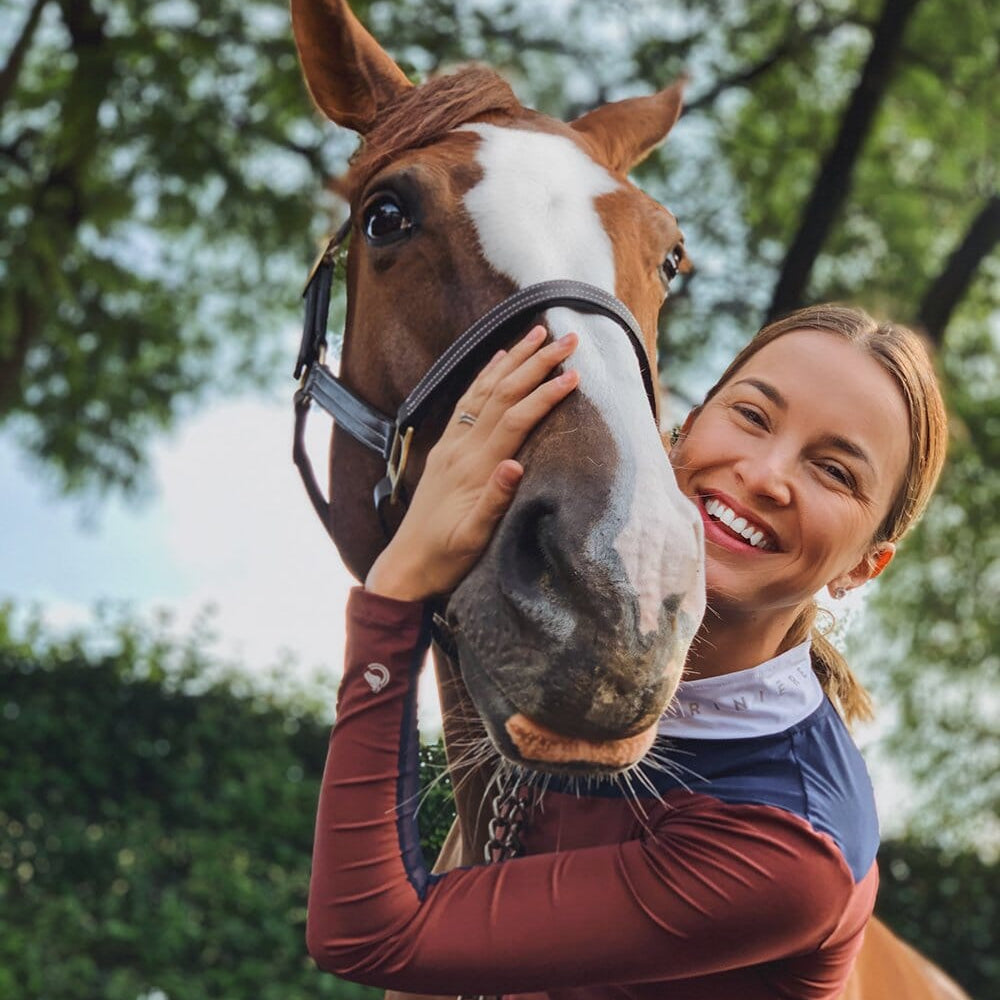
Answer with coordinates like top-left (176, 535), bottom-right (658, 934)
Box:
top-left (548, 699), bottom-right (879, 882)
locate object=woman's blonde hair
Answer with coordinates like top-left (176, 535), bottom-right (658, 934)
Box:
top-left (699, 304), bottom-right (949, 723)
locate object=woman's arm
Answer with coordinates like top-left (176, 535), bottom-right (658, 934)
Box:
top-left (307, 588), bottom-right (859, 996)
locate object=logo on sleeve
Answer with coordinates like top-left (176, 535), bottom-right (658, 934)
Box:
top-left (363, 663), bottom-right (390, 693)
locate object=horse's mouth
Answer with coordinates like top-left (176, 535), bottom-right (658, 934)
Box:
top-left (453, 624), bottom-right (679, 775)
top-left (504, 712), bottom-right (659, 773)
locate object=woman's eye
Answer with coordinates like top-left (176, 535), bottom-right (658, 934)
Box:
top-left (820, 463), bottom-right (855, 489)
top-left (363, 196), bottom-right (413, 244)
top-left (734, 405), bottom-right (767, 429)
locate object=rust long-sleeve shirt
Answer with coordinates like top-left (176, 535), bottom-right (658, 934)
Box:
top-left (307, 589), bottom-right (879, 999)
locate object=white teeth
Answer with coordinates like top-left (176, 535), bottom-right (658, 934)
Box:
top-left (703, 497), bottom-right (771, 550)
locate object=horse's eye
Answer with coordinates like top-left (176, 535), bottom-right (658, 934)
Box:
top-left (363, 196), bottom-right (413, 245)
top-left (659, 245), bottom-right (685, 288)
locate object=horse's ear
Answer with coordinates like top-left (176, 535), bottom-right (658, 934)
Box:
top-left (290, 0), bottom-right (413, 135)
top-left (571, 78), bottom-right (686, 175)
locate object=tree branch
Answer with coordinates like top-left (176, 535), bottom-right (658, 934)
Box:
top-left (1, 0), bottom-right (112, 416)
top-left (0, 0), bottom-right (50, 120)
top-left (917, 195), bottom-right (1000, 347)
top-left (766, 0), bottom-right (925, 321)
top-left (683, 17), bottom-right (849, 116)
top-left (0, 290), bottom-right (40, 413)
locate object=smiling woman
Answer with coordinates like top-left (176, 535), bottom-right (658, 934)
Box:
top-left (671, 305), bottom-right (949, 722)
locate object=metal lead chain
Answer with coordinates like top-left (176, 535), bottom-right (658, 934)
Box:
top-left (484, 780), bottom-right (533, 863)
top-left (459, 772), bottom-right (537, 1000)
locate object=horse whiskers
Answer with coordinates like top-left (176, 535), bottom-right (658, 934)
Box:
top-left (474, 761), bottom-right (511, 838)
top-left (640, 747), bottom-right (706, 793)
top-left (616, 770), bottom-right (648, 815)
top-left (447, 742), bottom-right (502, 794)
top-left (395, 763), bottom-right (453, 817)
top-left (614, 771), bottom-right (663, 839)
top-left (450, 749), bottom-right (501, 787)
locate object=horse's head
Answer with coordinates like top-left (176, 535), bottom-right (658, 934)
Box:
top-left (292, 0), bottom-right (705, 774)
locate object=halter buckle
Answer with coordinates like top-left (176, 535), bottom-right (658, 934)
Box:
top-left (386, 424), bottom-right (415, 505)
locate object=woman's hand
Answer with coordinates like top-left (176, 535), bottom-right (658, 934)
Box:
top-left (365, 326), bottom-right (579, 601)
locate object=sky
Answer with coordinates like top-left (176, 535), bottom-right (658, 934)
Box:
top-left (0, 390), bottom-right (445, 729)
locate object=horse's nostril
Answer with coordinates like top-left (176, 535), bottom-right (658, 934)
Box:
top-left (509, 500), bottom-right (559, 595)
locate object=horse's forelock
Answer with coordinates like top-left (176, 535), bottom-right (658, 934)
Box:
top-left (345, 65), bottom-right (523, 196)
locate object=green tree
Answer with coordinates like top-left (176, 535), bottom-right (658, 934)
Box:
top-left (858, 321), bottom-right (999, 850)
top-left (0, 603), bottom-right (378, 999)
top-left (0, 0), bottom-right (346, 492)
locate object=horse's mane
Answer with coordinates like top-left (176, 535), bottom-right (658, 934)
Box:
top-left (346, 65), bottom-right (524, 194)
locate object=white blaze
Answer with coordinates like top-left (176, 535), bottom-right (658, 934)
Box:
top-left (462, 125), bottom-right (702, 636)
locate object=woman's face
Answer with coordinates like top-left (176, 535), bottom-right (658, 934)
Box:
top-left (670, 329), bottom-right (910, 616)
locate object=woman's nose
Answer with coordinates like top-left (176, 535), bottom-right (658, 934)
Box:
top-left (735, 450), bottom-right (793, 506)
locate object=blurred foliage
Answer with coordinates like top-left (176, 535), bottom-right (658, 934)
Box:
top-left (0, 603), bottom-right (378, 1000)
top-left (416, 739), bottom-right (456, 860)
top-left (876, 838), bottom-right (999, 999)
top-left (3, 0), bottom-right (997, 480)
top-left (0, 0), bottom-right (348, 493)
top-left (0, 607), bottom-right (995, 997)
top-left (857, 315), bottom-right (1000, 850)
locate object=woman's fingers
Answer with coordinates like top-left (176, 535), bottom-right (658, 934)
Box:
top-left (453, 460), bottom-right (525, 555)
top-left (455, 325), bottom-right (553, 418)
top-left (454, 330), bottom-right (580, 472)
top-left (481, 333), bottom-right (577, 420)
top-left (485, 365), bottom-right (580, 457)
top-left (366, 329), bottom-right (579, 600)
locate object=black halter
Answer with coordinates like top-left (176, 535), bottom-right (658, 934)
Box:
top-left (292, 223), bottom-right (658, 540)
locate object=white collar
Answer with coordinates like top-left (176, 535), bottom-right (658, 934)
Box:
top-left (658, 641), bottom-right (823, 740)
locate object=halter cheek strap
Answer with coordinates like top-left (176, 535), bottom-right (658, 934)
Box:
top-left (293, 225), bottom-right (658, 540)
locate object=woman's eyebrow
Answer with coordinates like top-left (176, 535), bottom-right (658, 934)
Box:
top-left (821, 434), bottom-right (875, 472)
top-left (731, 377), bottom-right (786, 409)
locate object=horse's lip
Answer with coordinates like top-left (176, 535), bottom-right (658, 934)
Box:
top-left (504, 712), bottom-right (658, 771)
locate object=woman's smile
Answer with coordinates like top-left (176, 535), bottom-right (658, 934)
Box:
top-left (698, 491), bottom-right (779, 552)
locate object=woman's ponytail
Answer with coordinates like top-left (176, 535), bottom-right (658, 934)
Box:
top-left (781, 601), bottom-right (873, 725)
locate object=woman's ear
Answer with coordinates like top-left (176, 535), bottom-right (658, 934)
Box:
top-left (827, 542), bottom-right (896, 598)
top-left (866, 545), bottom-right (896, 579)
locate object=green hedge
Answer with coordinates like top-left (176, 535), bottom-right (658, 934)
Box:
top-left (0, 612), bottom-right (992, 998)
top-left (0, 614), bottom-right (377, 1000)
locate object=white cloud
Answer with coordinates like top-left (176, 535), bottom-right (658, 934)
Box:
top-left (0, 399), bottom-right (443, 732)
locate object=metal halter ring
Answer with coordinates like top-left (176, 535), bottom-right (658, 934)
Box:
top-left (457, 411), bottom-right (478, 427)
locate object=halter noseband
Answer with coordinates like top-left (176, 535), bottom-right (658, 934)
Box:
top-left (292, 223), bottom-right (660, 540)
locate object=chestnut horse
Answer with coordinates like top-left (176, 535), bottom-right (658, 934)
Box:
top-left (289, 3), bottom-right (968, 999)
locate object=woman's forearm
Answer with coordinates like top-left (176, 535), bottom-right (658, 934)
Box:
top-left (307, 589), bottom-right (854, 996)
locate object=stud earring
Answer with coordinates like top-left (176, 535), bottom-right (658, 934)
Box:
top-left (833, 587), bottom-right (847, 600)
top-left (669, 426), bottom-right (682, 446)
